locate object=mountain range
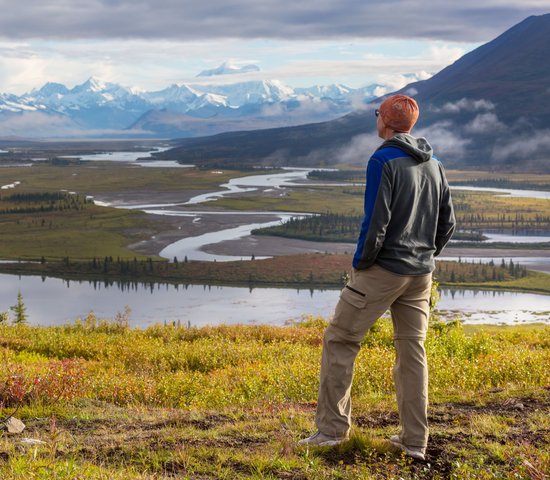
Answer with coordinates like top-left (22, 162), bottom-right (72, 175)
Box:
top-left (0, 67), bottom-right (421, 138)
top-left (157, 14), bottom-right (550, 172)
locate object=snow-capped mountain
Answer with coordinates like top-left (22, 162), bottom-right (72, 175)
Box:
top-left (0, 70), bottom-right (396, 137)
top-left (197, 62), bottom-right (261, 77)
top-left (32, 82), bottom-right (69, 99)
top-left (206, 80), bottom-right (295, 107)
top-left (0, 92), bottom-right (42, 112)
top-left (23, 77), bottom-right (148, 113)
top-left (295, 84), bottom-right (355, 100)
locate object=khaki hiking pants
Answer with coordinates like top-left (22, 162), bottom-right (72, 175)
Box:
top-left (315, 264), bottom-right (432, 450)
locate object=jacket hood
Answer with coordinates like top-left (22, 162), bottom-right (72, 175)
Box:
top-left (379, 133), bottom-right (433, 163)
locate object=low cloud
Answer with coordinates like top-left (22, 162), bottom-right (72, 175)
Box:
top-left (350, 96), bottom-right (379, 112)
top-left (0, 111), bottom-right (151, 138)
top-left (492, 129), bottom-right (550, 162)
top-left (427, 45), bottom-right (465, 64)
top-left (333, 132), bottom-right (381, 164)
top-left (415, 121), bottom-right (471, 159)
top-left (404, 88), bottom-right (419, 96)
top-left (464, 113), bottom-right (506, 133)
top-left (260, 99), bottom-right (336, 118)
top-left (431, 98), bottom-right (495, 114)
top-left (0, 112), bottom-right (74, 134)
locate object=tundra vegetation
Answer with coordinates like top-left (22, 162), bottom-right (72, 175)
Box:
top-left (0, 306), bottom-right (547, 479)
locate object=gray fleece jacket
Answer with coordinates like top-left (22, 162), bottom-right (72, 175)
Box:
top-left (352, 133), bottom-right (456, 275)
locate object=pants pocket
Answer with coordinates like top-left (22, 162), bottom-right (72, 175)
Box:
top-left (340, 284), bottom-right (368, 309)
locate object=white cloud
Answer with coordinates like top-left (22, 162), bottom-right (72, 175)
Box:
top-left (333, 132), bottom-right (382, 164)
top-left (464, 113), bottom-right (506, 133)
top-left (404, 88), bottom-right (419, 96)
top-left (492, 129), bottom-right (550, 161)
top-left (372, 71), bottom-right (432, 97)
top-left (415, 121), bottom-right (471, 159)
top-left (349, 95), bottom-right (377, 112)
top-left (427, 45), bottom-right (465, 65)
top-left (0, 37), bottom-right (468, 95)
top-left (431, 98), bottom-right (496, 114)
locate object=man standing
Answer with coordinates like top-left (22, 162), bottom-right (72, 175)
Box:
top-left (299, 94), bottom-right (456, 461)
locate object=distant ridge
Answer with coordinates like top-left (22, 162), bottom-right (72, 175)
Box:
top-left (160, 14), bottom-right (550, 172)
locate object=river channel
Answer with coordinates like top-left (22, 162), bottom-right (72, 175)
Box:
top-left (2, 149), bottom-right (549, 326)
top-left (93, 166), bottom-right (550, 264)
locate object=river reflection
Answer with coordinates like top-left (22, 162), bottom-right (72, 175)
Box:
top-left (0, 274), bottom-right (548, 328)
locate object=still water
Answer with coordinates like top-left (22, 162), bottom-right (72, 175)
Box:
top-left (0, 274), bottom-right (548, 328)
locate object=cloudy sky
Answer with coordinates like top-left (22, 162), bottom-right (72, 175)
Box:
top-left (0, 0), bottom-right (548, 94)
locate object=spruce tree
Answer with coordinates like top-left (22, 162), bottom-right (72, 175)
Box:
top-left (11, 291), bottom-right (28, 324)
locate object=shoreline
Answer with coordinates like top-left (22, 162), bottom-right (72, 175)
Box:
top-left (1, 256), bottom-right (549, 296)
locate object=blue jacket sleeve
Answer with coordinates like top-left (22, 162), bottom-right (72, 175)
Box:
top-left (352, 155), bottom-right (392, 269)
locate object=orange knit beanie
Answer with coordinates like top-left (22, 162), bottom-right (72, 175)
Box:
top-left (379, 94), bottom-right (419, 132)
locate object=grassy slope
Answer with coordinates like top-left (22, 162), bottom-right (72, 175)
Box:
top-left (0, 164), bottom-right (245, 193)
top-left (0, 320), bottom-right (548, 479)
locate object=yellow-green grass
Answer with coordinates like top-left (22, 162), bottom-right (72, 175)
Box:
top-left (451, 190), bottom-right (550, 230)
top-left (212, 186), bottom-right (363, 214)
top-left (314, 167), bottom-right (550, 186)
top-left (445, 169), bottom-right (550, 185)
top-left (0, 203), bottom-right (160, 260)
top-left (443, 270), bottom-right (550, 295)
top-left (0, 164), bottom-right (255, 194)
top-left (0, 318), bottom-right (548, 479)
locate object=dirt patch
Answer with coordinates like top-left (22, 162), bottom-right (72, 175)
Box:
top-left (355, 411), bottom-right (399, 429)
top-left (11, 395), bottom-right (549, 478)
top-left (434, 395), bottom-right (549, 416)
top-left (188, 413), bottom-right (237, 430)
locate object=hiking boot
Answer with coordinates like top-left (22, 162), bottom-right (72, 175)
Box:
top-left (298, 431), bottom-right (348, 447)
top-left (389, 435), bottom-right (426, 461)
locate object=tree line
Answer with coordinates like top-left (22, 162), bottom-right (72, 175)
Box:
top-left (253, 212), bottom-right (550, 243)
top-left (0, 192), bottom-right (91, 214)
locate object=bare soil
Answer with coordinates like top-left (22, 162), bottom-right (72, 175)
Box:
top-left (13, 394), bottom-right (549, 479)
